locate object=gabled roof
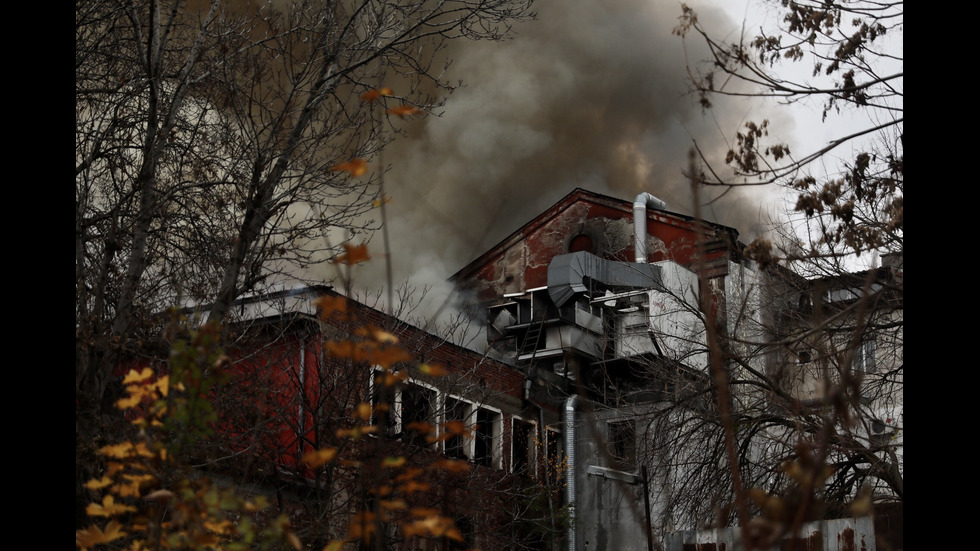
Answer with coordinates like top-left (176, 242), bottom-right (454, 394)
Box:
top-left (451, 187), bottom-right (744, 284)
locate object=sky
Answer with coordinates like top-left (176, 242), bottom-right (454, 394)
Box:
top-left (309, 0), bottom-right (899, 331)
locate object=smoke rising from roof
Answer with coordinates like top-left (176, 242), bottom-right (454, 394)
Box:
top-left (327, 0), bottom-right (788, 327)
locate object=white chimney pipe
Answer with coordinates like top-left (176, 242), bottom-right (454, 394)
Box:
top-left (633, 192), bottom-right (667, 263)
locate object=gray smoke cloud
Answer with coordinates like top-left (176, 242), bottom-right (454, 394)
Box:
top-left (323, 0), bottom-right (791, 330)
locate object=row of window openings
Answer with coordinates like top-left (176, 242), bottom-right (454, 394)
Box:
top-left (370, 377), bottom-right (559, 476)
top-left (780, 340), bottom-right (876, 373)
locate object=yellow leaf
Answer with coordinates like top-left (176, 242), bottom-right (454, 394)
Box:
top-left (76, 520), bottom-right (127, 548)
top-left (402, 513), bottom-right (462, 541)
top-left (302, 447), bottom-right (339, 469)
top-left (86, 495), bottom-right (137, 517)
top-left (122, 368), bottom-right (154, 384)
top-left (323, 540), bottom-right (346, 551)
top-left (388, 105), bottom-right (422, 118)
top-left (99, 441), bottom-right (154, 459)
top-left (330, 158), bottom-right (368, 177)
top-left (372, 195), bottom-right (392, 208)
top-left (331, 243), bottom-right (371, 265)
top-left (84, 476), bottom-right (113, 490)
top-left (370, 328), bottom-right (399, 344)
top-left (418, 363), bottom-right (448, 376)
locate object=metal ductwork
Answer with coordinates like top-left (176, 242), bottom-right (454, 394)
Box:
top-left (633, 192), bottom-right (667, 263)
top-left (547, 251), bottom-right (662, 308)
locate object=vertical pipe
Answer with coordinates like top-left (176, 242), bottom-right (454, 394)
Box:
top-left (633, 192), bottom-right (667, 263)
top-left (564, 395), bottom-right (579, 551)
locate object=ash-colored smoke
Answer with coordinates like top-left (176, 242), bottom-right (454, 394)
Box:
top-left (325, 0), bottom-right (789, 338)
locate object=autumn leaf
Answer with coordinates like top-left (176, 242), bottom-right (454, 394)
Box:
top-left (331, 243), bottom-right (370, 265)
top-left (86, 495), bottom-right (137, 517)
top-left (76, 520), bottom-right (126, 548)
top-left (302, 447), bottom-right (339, 469)
top-left (398, 480), bottom-right (431, 494)
top-left (361, 87), bottom-right (394, 103)
top-left (418, 363), bottom-right (448, 376)
top-left (372, 195), bottom-right (392, 208)
top-left (356, 402), bottom-right (373, 421)
top-left (402, 512), bottom-right (462, 541)
top-left (99, 441), bottom-right (154, 459)
top-left (387, 105), bottom-right (422, 118)
top-left (323, 540), bottom-right (346, 551)
top-left (122, 367), bottom-right (154, 384)
top-left (380, 499), bottom-right (408, 511)
top-left (84, 476), bottom-right (113, 490)
top-left (369, 327), bottom-right (399, 344)
top-left (330, 158), bottom-right (368, 177)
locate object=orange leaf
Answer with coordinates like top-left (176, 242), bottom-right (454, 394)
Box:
top-left (331, 243), bottom-right (371, 265)
top-left (372, 195), bottom-right (392, 208)
top-left (330, 158), bottom-right (368, 177)
top-left (361, 87), bottom-right (394, 103)
top-left (387, 105), bottom-right (422, 118)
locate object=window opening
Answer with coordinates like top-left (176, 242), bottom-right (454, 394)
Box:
top-left (444, 397), bottom-right (469, 460)
top-left (852, 340), bottom-right (876, 374)
top-left (608, 420), bottom-right (636, 471)
top-left (512, 418), bottom-right (535, 476)
top-left (474, 408), bottom-right (500, 468)
top-left (401, 383), bottom-right (436, 447)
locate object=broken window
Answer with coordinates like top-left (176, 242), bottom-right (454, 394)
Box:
top-left (546, 427), bottom-right (563, 489)
top-left (511, 418), bottom-right (535, 476)
top-left (608, 420), bottom-right (636, 470)
top-left (852, 339), bottom-right (876, 374)
top-left (444, 397), bottom-right (470, 460)
top-left (369, 370), bottom-right (397, 435)
top-left (474, 408), bottom-right (500, 469)
top-left (401, 383), bottom-right (436, 447)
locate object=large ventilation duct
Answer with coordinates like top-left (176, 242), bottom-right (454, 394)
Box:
top-left (548, 251), bottom-right (662, 308)
top-left (633, 192), bottom-right (667, 263)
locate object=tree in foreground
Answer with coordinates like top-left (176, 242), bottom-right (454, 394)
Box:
top-left (76, 0), bottom-right (533, 513)
top-left (634, 1), bottom-right (905, 547)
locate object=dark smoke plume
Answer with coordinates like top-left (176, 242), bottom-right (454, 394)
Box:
top-left (322, 0), bottom-right (790, 326)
